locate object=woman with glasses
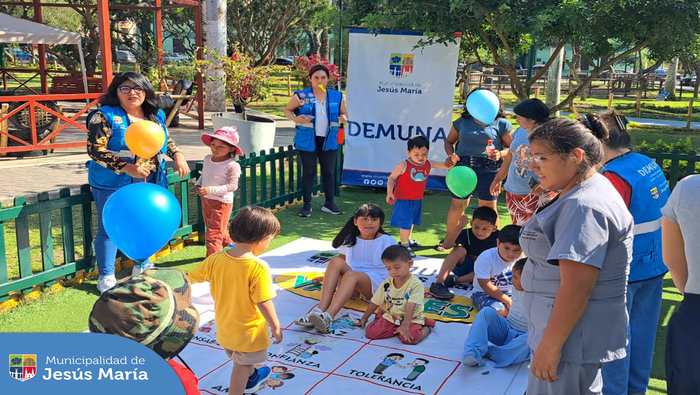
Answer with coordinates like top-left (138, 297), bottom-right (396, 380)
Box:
top-left (488, 98), bottom-right (554, 225)
top-left (520, 118), bottom-right (633, 394)
top-left (596, 110), bottom-right (670, 395)
top-left (86, 72), bottom-right (190, 293)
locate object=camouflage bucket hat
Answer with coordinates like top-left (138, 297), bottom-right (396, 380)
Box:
top-left (88, 268), bottom-right (200, 360)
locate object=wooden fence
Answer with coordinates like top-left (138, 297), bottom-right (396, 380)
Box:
top-left (0, 145), bottom-right (340, 300)
top-left (0, 148), bottom-right (695, 301)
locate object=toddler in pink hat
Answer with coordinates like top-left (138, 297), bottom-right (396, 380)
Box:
top-left (195, 126), bottom-right (243, 256)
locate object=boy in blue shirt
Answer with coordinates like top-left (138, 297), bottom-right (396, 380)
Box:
top-left (462, 257), bottom-right (530, 367)
top-left (429, 206), bottom-right (499, 299)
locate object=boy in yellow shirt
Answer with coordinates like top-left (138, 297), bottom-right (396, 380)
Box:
top-left (189, 206), bottom-right (283, 394)
top-left (357, 245), bottom-right (435, 345)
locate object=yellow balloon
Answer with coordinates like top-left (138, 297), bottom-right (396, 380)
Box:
top-left (124, 121), bottom-right (166, 159)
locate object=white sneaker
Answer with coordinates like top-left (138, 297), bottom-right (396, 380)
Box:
top-left (97, 275), bottom-right (117, 294)
top-left (309, 311), bottom-right (333, 334)
top-left (131, 261), bottom-right (156, 276)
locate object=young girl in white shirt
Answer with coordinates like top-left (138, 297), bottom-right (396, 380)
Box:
top-left (295, 203), bottom-right (398, 333)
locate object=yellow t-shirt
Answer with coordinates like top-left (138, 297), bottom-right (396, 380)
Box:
top-left (370, 275), bottom-right (425, 325)
top-left (188, 252), bottom-right (276, 352)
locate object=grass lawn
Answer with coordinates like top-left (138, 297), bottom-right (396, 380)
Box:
top-left (0, 185), bottom-right (675, 394)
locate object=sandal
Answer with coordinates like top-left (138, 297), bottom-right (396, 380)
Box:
top-left (295, 308), bottom-right (321, 327)
top-left (435, 240), bottom-right (448, 252)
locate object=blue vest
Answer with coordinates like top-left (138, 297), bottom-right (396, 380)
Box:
top-left (293, 87), bottom-right (342, 151)
top-left (86, 106), bottom-right (169, 190)
top-left (602, 152), bottom-right (670, 282)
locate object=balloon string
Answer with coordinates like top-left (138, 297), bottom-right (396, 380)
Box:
top-left (462, 198), bottom-right (470, 246)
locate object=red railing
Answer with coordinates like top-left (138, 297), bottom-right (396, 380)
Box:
top-left (0, 93), bottom-right (100, 154)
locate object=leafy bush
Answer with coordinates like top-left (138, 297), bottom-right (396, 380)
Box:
top-left (166, 65), bottom-right (196, 81)
top-left (292, 55), bottom-right (343, 88)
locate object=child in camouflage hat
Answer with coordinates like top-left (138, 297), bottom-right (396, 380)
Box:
top-left (189, 206), bottom-right (283, 394)
top-left (89, 267), bottom-right (201, 394)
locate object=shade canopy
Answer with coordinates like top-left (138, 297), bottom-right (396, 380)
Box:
top-left (0, 12), bottom-right (82, 45)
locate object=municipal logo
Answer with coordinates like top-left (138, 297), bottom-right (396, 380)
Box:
top-left (389, 53), bottom-right (414, 78)
top-left (9, 354), bottom-right (37, 382)
top-left (650, 186), bottom-right (660, 200)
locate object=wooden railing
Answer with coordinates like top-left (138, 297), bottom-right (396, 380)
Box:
top-left (0, 145), bottom-right (341, 300)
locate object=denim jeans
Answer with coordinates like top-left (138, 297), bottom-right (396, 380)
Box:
top-left (91, 187), bottom-right (117, 276)
top-left (601, 274), bottom-right (664, 395)
top-left (462, 307), bottom-right (530, 367)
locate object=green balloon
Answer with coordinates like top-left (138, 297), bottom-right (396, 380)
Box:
top-left (446, 166), bottom-right (478, 198)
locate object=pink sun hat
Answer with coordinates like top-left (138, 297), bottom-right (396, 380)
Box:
top-left (201, 126), bottom-right (244, 156)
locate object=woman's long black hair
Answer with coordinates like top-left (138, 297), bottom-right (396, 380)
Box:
top-left (332, 203), bottom-right (386, 249)
top-left (99, 72), bottom-right (161, 123)
top-left (461, 87), bottom-right (507, 120)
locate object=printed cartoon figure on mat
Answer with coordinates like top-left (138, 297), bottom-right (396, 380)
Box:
top-left (374, 353), bottom-right (405, 374)
top-left (285, 337), bottom-right (320, 356)
top-left (404, 358), bottom-right (429, 381)
top-left (198, 319), bottom-right (217, 336)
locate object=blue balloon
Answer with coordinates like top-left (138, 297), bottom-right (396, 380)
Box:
top-left (102, 183), bottom-right (182, 260)
top-left (466, 89), bottom-right (500, 125)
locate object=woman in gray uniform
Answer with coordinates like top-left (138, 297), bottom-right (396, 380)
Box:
top-left (519, 118), bottom-right (633, 394)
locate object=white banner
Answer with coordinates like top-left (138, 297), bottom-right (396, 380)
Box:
top-left (344, 30), bottom-right (460, 190)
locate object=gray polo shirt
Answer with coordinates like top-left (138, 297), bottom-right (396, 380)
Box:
top-left (520, 173), bottom-right (633, 364)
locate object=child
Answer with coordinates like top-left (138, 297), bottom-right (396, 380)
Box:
top-left (188, 206), bottom-right (283, 395)
top-left (195, 126), bottom-right (243, 257)
top-left (295, 204), bottom-right (397, 334)
top-left (462, 257), bottom-right (530, 368)
top-left (356, 245), bottom-right (435, 345)
top-left (429, 206), bottom-right (499, 299)
top-left (89, 268), bottom-right (201, 395)
top-left (386, 135), bottom-right (452, 257)
top-left (470, 224), bottom-right (524, 317)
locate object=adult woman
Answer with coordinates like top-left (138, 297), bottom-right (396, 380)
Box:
top-left (283, 64), bottom-right (347, 218)
top-left (442, 88), bottom-right (512, 245)
top-left (597, 111), bottom-right (670, 395)
top-left (86, 72), bottom-right (189, 293)
top-left (520, 118), bottom-right (633, 394)
top-left (489, 98), bottom-right (554, 225)
top-left (661, 174), bottom-right (700, 395)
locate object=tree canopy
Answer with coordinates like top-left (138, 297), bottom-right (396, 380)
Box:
top-left (349, 0), bottom-right (700, 110)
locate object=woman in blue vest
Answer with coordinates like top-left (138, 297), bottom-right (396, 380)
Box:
top-left (283, 64), bottom-right (347, 217)
top-left (86, 72), bottom-right (190, 293)
top-left (593, 111), bottom-right (670, 395)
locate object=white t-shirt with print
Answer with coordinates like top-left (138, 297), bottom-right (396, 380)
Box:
top-left (471, 247), bottom-right (522, 294)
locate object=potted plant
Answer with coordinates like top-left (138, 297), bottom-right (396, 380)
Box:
top-left (197, 47), bottom-right (283, 156)
top-left (292, 54), bottom-right (343, 89)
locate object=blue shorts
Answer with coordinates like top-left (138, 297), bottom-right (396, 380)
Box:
top-left (471, 290), bottom-right (512, 311)
top-left (452, 253), bottom-right (475, 277)
top-left (390, 199), bottom-right (422, 230)
top-left (449, 157), bottom-right (500, 201)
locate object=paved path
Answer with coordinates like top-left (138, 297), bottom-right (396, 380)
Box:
top-left (0, 109), bottom-right (295, 205)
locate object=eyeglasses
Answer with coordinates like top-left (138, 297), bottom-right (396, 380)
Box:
top-left (118, 85), bottom-right (144, 94)
top-left (526, 152), bottom-right (556, 165)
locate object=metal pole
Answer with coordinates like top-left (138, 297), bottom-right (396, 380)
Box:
top-left (337, 0), bottom-right (343, 92)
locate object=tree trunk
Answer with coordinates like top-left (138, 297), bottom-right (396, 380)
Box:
top-left (305, 28), bottom-right (320, 56)
top-left (546, 45), bottom-right (564, 115)
top-left (571, 45), bottom-right (587, 100)
top-left (664, 57), bottom-right (679, 100)
top-left (204, 0), bottom-right (227, 112)
top-left (320, 29), bottom-right (330, 60)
